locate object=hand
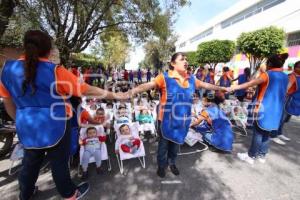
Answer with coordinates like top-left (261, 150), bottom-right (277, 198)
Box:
top-left (229, 85), bottom-right (238, 93)
top-left (115, 92), bottom-right (130, 100)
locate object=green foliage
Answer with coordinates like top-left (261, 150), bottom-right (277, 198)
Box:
top-left (185, 51), bottom-right (198, 66)
top-left (237, 26), bottom-right (285, 73)
top-left (70, 53), bottom-right (103, 67)
top-left (91, 30), bottom-right (131, 70)
top-left (196, 39), bottom-right (235, 70)
top-left (14, 0), bottom-right (189, 64)
top-left (0, 11), bottom-right (40, 48)
top-left (141, 35), bottom-right (177, 69)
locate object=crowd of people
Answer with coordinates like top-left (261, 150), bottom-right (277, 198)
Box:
top-left (0, 30), bottom-right (299, 200)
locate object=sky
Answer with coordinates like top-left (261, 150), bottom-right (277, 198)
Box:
top-left (126, 0), bottom-right (240, 70)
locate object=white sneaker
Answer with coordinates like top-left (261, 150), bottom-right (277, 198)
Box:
top-left (237, 152), bottom-right (254, 165)
top-left (272, 138), bottom-right (286, 145)
top-left (257, 156), bottom-right (266, 164)
top-left (278, 135), bottom-right (290, 141)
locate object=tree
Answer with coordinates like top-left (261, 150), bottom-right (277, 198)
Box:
top-left (15, 0), bottom-right (189, 64)
top-left (70, 53), bottom-right (102, 67)
top-left (0, 0), bottom-right (16, 39)
top-left (91, 30), bottom-right (131, 70)
top-left (141, 34), bottom-right (177, 69)
top-left (185, 51), bottom-right (198, 66)
top-left (0, 10), bottom-right (40, 48)
top-left (237, 26), bottom-right (285, 74)
top-left (196, 39), bottom-right (235, 71)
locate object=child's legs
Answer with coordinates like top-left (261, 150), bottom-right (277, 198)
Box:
top-left (82, 150), bottom-right (93, 171)
top-left (93, 148), bottom-right (102, 167)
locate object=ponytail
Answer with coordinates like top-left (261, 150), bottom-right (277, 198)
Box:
top-left (22, 30), bottom-right (52, 95)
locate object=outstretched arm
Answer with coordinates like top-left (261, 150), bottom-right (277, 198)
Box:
top-left (196, 80), bottom-right (228, 92)
top-left (83, 85), bottom-right (126, 100)
top-left (128, 81), bottom-right (157, 98)
top-left (231, 78), bottom-right (264, 91)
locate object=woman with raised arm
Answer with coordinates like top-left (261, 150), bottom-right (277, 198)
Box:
top-left (0, 30), bottom-right (125, 200)
top-left (230, 53), bottom-right (289, 165)
top-left (126, 52), bottom-right (228, 178)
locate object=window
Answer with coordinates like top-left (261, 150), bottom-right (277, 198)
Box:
top-left (287, 31), bottom-right (300, 47)
top-left (220, 0), bottom-right (285, 29)
top-left (189, 27), bottom-right (213, 43)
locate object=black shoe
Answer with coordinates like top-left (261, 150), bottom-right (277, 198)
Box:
top-left (169, 165), bottom-right (180, 176)
top-left (81, 171), bottom-right (88, 180)
top-left (76, 182), bottom-right (90, 200)
top-left (157, 167), bottom-right (166, 178)
top-left (96, 167), bottom-right (102, 174)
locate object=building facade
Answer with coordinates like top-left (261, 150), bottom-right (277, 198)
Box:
top-left (176, 0), bottom-right (300, 74)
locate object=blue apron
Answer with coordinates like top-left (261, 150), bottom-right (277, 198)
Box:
top-left (1, 60), bottom-right (67, 149)
top-left (160, 72), bottom-right (196, 144)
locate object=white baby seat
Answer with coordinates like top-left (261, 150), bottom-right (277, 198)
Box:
top-left (114, 122), bottom-right (146, 174)
top-left (78, 125), bottom-right (111, 173)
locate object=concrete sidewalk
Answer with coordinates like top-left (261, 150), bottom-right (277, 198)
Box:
top-left (0, 117), bottom-right (299, 200)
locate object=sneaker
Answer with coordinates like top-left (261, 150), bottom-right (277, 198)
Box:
top-left (96, 167), bottom-right (102, 174)
top-left (237, 152), bottom-right (254, 165)
top-left (157, 167), bottom-right (166, 178)
top-left (278, 135), bottom-right (291, 141)
top-left (81, 171), bottom-right (88, 180)
top-left (257, 156), bottom-right (266, 164)
top-left (76, 182), bottom-right (90, 200)
top-left (169, 165), bottom-right (180, 176)
top-left (272, 137), bottom-right (286, 145)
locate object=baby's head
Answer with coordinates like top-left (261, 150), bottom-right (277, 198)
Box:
top-left (141, 109), bottom-right (148, 115)
top-left (86, 127), bottom-right (97, 138)
top-left (118, 104), bottom-right (127, 114)
top-left (193, 92), bottom-right (200, 103)
top-left (106, 102), bottom-right (113, 109)
top-left (90, 104), bottom-right (97, 111)
top-left (119, 124), bottom-right (131, 136)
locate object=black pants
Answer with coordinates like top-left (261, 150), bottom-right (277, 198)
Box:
top-left (18, 120), bottom-right (76, 200)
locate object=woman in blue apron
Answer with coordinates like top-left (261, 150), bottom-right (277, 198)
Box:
top-left (190, 93), bottom-right (234, 152)
top-left (0, 30), bottom-right (125, 200)
top-left (231, 53), bottom-right (289, 165)
top-left (232, 67), bottom-right (251, 102)
top-left (272, 60), bottom-right (300, 144)
top-left (126, 52), bottom-right (228, 178)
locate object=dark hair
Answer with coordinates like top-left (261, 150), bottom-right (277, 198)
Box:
top-left (203, 92), bottom-right (224, 105)
top-left (244, 67), bottom-right (251, 79)
top-left (119, 124), bottom-right (129, 132)
top-left (266, 53), bottom-right (288, 68)
top-left (86, 127), bottom-right (97, 134)
top-left (96, 107), bottom-right (105, 112)
top-left (223, 66), bottom-right (229, 72)
top-left (22, 30), bottom-right (52, 95)
top-left (169, 52), bottom-right (186, 70)
top-left (294, 61), bottom-right (300, 69)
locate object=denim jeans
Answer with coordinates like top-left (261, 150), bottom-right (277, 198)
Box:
top-left (156, 121), bottom-right (179, 168)
top-left (18, 120), bottom-right (77, 200)
top-left (275, 111), bottom-right (291, 136)
top-left (248, 124), bottom-right (270, 158)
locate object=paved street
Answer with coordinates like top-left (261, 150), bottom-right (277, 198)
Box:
top-left (0, 117), bottom-right (299, 200)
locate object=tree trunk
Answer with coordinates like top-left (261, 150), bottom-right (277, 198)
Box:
top-left (0, 0), bottom-right (16, 39)
top-left (57, 44), bottom-right (71, 66)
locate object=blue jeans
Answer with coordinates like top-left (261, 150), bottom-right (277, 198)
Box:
top-left (248, 124), bottom-right (270, 158)
top-left (156, 121), bottom-right (179, 168)
top-left (275, 111), bottom-right (291, 136)
top-left (18, 120), bottom-right (76, 200)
